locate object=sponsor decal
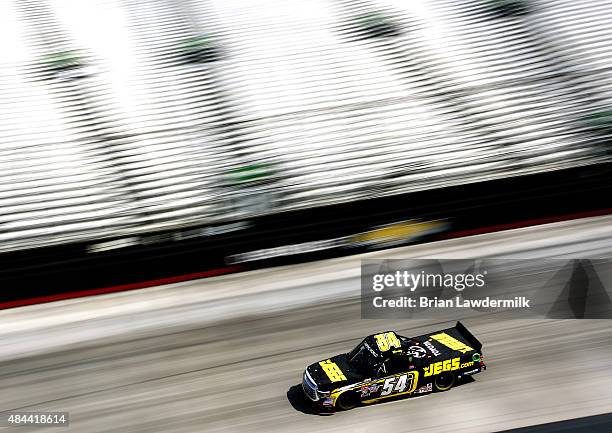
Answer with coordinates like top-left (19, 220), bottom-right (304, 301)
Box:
top-left (413, 383), bottom-right (433, 394)
top-left (322, 398), bottom-right (334, 406)
top-left (174, 222), bottom-right (248, 240)
top-left (227, 237), bottom-right (346, 263)
top-left (349, 220), bottom-right (448, 248)
top-left (89, 223), bottom-right (249, 253)
top-left (423, 357), bottom-right (475, 377)
top-left (430, 332), bottom-right (474, 354)
top-left (461, 368), bottom-right (480, 376)
top-left (363, 341), bottom-right (379, 357)
top-left (407, 346), bottom-right (427, 359)
top-left (319, 360), bottom-right (347, 382)
top-left (87, 237), bottom-right (139, 253)
top-left (359, 383), bottom-right (380, 397)
top-left (424, 340), bottom-right (441, 356)
top-left (373, 332), bottom-right (402, 352)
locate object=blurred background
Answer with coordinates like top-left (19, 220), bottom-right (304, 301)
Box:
top-left (1, 1), bottom-right (612, 432)
top-left (1, 0), bottom-right (612, 252)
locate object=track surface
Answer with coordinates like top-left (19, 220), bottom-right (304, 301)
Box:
top-left (1, 217), bottom-right (612, 432)
top-left (500, 413), bottom-right (612, 433)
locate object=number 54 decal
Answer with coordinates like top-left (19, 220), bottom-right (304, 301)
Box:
top-left (380, 371), bottom-right (419, 396)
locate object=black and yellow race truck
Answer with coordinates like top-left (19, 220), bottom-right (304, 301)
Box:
top-left (301, 321), bottom-right (485, 411)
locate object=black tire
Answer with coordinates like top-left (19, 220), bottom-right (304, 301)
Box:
top-left (335, 391), bottom-right (359, 411)
top-left (434, 373), bottom-right (455, 392)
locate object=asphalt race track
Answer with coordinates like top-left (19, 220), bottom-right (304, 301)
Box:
top-left (500, 413), bottom-right (612, 433)
top-left (1, 216), bottom-right (612, 433)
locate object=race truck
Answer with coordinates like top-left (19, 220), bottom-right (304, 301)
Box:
top-left (301, 321), bottom-right (485, 411)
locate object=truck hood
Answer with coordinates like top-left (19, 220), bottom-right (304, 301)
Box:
top-left (306, 353), bottom-right (364, 392)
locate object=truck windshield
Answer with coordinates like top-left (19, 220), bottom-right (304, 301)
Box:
top-left (348, 340), bottom-right (380, 376)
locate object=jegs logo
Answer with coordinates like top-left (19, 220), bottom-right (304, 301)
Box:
top-left (423, 340), bottom-right (441, 356)
top-left (319, 359), bottom-right (347, 382)
top-left (423, 357), bottom-right (474, 377)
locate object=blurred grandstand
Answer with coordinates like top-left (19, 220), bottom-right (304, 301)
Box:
top-left (1, 0), bottom-right (612, 253)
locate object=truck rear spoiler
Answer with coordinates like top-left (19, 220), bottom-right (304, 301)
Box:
top-left (456, 321), bottom-right (483, 351)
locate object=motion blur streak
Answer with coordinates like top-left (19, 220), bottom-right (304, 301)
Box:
top-left (1, 216), bottom-right (611, 433)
